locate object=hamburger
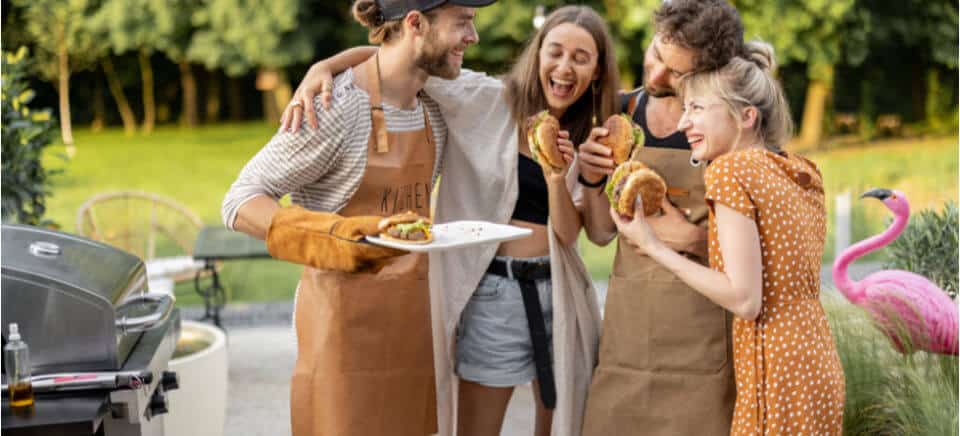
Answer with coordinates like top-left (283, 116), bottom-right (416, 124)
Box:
top-left (527, 111), bottom-right (564, 170)
top-left (597, 114), bottom-right (644, 165)
top-left (378, 211), bottom-right (433, 244)
top-left (605, 161), bottom-right (667, 218)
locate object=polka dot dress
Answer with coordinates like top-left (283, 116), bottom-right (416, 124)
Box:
top-left (704, 148), bottom-right (845, 435)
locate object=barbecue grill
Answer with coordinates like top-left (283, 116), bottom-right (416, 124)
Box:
top-left (1, 224), bottom-right (182, 436)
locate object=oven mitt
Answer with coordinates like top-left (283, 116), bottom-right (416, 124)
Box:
top-left (266, 206), bottom-right (406, 272)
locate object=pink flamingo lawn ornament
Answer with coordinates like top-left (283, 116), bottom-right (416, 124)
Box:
top-left (832, 188), bottom-right (958, 356)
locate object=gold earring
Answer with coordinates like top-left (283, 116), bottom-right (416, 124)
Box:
top-left (591, 81), bottom-right (598, 126)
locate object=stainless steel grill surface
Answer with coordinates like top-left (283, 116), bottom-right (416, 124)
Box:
top-left (2, 224), bottom-right (180, 436)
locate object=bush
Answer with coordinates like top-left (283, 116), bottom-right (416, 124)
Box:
top-left (884, 201), bottom-right (959, 298)
top-left (1, 47), bottom-right (59, 226)
top-left (826, 297), bottom-right (959, 436)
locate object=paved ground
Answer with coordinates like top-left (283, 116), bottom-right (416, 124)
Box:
top-left (192, 262), bottom-right (881, 435)
top-left (218, 326), bottom-right (536, 436)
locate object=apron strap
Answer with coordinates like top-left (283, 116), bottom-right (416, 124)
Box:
top-left (361, 53), bottom-right (436, 155)
top-left (420, 92), bottom-right (435, 152)
top-left (626, 90), bottom-right (643, 118)
top-left (363, 53), bottom-right (390, 153)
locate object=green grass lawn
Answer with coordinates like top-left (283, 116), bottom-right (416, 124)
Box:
top-left (43, 123), bottom-right (302, 306)
top-left (42, 125), bottom-right (958, 304)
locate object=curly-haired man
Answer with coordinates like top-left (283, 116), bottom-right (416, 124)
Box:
top-left (577, 1), bottom-right (745, 434)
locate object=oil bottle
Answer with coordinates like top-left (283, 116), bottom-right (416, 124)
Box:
top-left (4, 323), bottom-right (34, 409)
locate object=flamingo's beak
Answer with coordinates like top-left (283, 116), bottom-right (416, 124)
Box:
top-left (861, 188), bottom-right (893, 200)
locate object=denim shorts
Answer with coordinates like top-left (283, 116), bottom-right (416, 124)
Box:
top-left (455, 256), bottom-right (553, 387)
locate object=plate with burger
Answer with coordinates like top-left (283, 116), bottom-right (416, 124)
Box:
top-left (366, 211), bottom-right (533, 252)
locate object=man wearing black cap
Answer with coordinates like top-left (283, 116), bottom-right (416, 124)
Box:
top-left (222, 1), bottom-right (494, 435)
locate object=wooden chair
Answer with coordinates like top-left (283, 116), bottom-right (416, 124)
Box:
top-left (76, 191), bottom-right (206, 292)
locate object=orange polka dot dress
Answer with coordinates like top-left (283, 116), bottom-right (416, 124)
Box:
top-left (703, 148), bottom-right (845, 435)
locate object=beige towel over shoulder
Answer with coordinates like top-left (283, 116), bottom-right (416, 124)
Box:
top-left (426, 70), bottom-right (602, 436)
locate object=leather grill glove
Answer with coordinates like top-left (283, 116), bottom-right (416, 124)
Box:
top-left (266, 206), bottom-right (405, 273)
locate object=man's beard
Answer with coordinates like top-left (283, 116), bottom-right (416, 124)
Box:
top-left (416, 29), bottom-right (459, 79)
top-left (642, 70), bottom-right (676, 98)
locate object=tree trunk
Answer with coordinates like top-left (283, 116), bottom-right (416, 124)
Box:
top-left (57, 42), bottom-right (74, 150)
top-left (178, 60), bottom-right (198, 127)
top-left (102, 57), bottom-right (137, 135)
top-left (205, 69), bottom-right (222, 123)
top-left (925, 68), bottom-right (943, 131)
top-left (139, 49), bottom-right (156, 134)
top-left (799, 64), bottom-right (834, 149)
top-left (91, 77), bottom-right (105, 132)
top-left (228, 76), bottom-right (244, 121)
top-left (273, 71), bottom-right (293, 116)
top-left (912, 61), bottom-right (927, 123)
top-left (262, 91), bottom-right (279, 124)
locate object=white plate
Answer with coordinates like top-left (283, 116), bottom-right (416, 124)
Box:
top-left (366, 220), bottom-right (533, 253)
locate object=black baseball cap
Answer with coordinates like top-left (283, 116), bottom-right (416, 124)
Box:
top-left (378, 0), bottom-right (497, 21)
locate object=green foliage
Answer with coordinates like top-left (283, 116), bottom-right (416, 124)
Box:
top-left (187, 0), bottom-right (314, 76)
top-left (925, 69), bottom-right (960, 135)
top-left (2, 48), bottom-right (59, 226)
top-left (861, 0), bottom-right (958, 69)
top-left (90, 0), bottom-right (197, 58)
top-left (12, 0), bottom-right (100, 80)
top-left (734, 0), bottom-right (863, 79)
top-left (91, 0), bottom-right (160, 55)
top-left (884, 201), bottom-right (959, 298)
top-left (825, 296), bottom-right (959, 435)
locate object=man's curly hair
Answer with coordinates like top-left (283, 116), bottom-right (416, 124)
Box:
top-left (654, 0), bottom-right (745, 73)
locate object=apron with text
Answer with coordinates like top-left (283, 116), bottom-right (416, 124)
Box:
top-left (290, 56), bottom-right (438, 436)
top-left (582, 141), bottom-right (735, 436)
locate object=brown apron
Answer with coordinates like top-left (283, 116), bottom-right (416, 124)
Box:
top-left (290, 56), bottom-right (438, 436)
top-left (582, 145), bottom-right (735, 435)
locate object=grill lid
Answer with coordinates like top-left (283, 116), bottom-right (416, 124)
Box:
top-left (1, 224), bottom-right (147, 305)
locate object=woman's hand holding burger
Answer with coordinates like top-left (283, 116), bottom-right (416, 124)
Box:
top-left (527, 111), bottom-right (574, 177)
top-left (609, 195), bottom-right (663, 255)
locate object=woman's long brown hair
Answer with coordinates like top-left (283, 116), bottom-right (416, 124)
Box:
top-left (503, 5), bottom-right (620, 148)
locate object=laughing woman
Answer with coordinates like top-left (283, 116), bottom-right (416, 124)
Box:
top-left (283, 6), bottom-right (618, 436)
top-left (611, 42), bottom-right (846, 435)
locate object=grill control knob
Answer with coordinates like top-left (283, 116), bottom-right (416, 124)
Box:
top-left (149, 390), bottom-right (169, 417)
top-left (161, 371), bottom-right (179, 391)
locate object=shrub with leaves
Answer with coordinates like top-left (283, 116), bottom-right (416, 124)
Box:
top-left (885, 201), bottom-right (959, 298)
top-left (826, 296), bottom-right (959, 436)
top-left (2, 47), bottom-right (59, 226)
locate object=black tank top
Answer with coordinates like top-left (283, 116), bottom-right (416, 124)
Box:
top-left (619, 89), bottom-right (690, 150)
top-left (511, 153), bottom-right (549, 225)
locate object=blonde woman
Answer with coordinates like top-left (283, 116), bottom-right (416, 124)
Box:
top-left (612, 41), bottom-right (846, 435)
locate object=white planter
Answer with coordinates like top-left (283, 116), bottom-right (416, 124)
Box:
top-left (165, 320), bottom-right (229, 436)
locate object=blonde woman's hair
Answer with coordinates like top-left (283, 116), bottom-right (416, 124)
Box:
top-left (679, 40), bottom-right (794, 151)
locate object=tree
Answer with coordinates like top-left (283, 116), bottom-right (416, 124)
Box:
top-left (735, 0), bottom-right (865, 148)
top-left (91, 0), bottom-right (168, 134)
top-left (100, 55), bottom-right (139, 135)
top-left (13, 0), bottom-right (99, 150)
top-left (188, 0), bottom-right (313, 123)
top-left (855, 0), bottom-right (958, 130)
top-left (151, 0), bottom-right (201, 127)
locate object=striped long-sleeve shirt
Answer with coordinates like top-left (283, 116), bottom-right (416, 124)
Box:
top-left (221, 68), bottom-right (447, 229)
